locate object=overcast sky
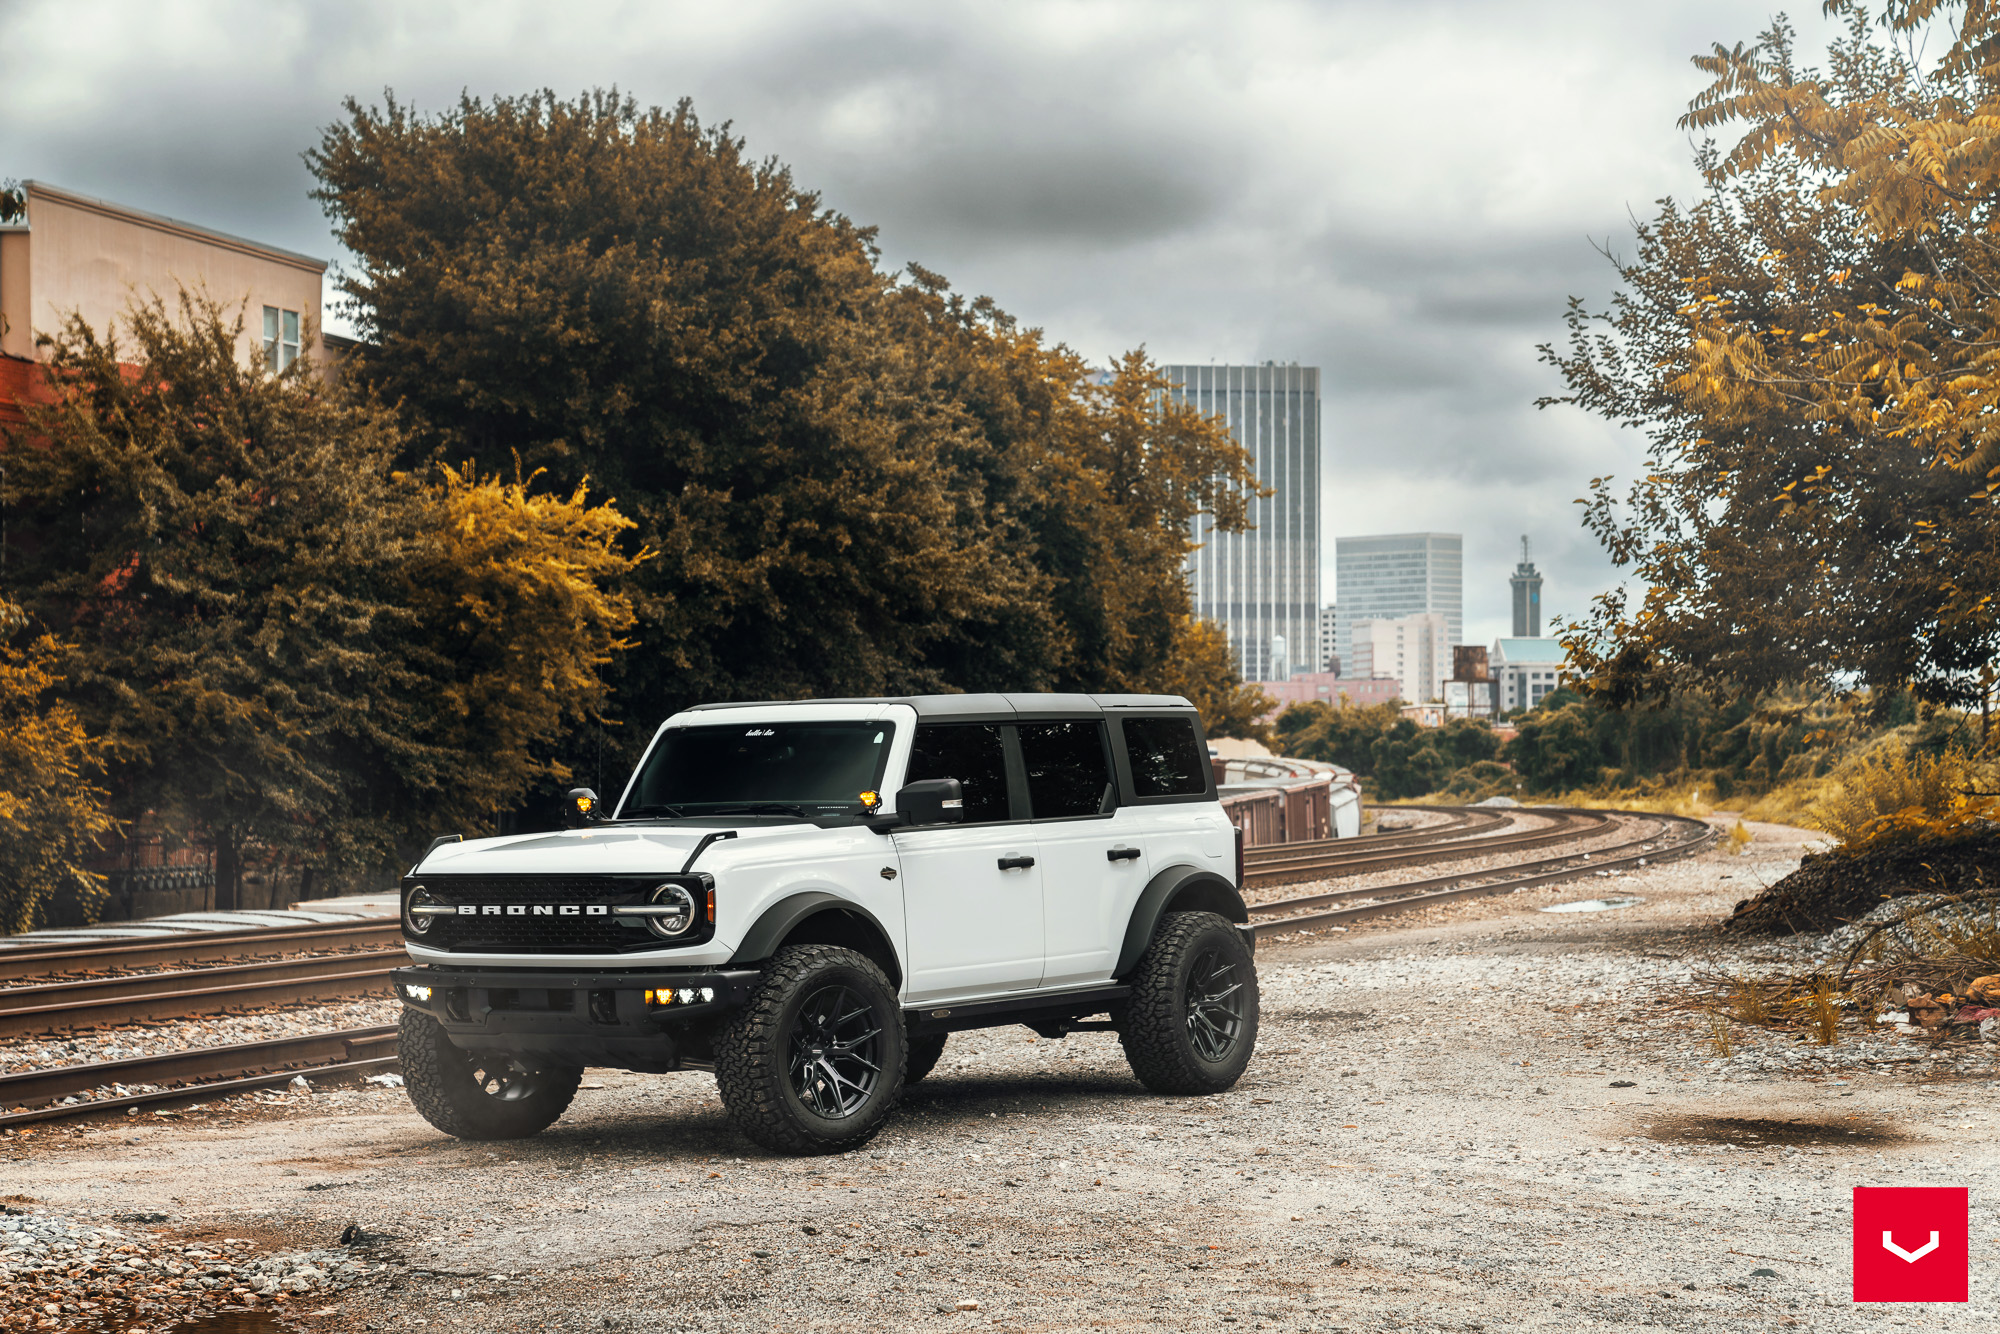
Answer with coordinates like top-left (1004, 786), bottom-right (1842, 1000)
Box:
top-left (1, 0), bottom-right (1846, 653)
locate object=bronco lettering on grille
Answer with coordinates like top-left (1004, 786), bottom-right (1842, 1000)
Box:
top-left (454, 904), bottom-right (612, 916)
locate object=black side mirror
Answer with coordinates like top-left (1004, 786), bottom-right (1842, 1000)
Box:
top-left (894, 778), bottom-right (965, 827)
top-left (563, 787), bottom-right (603, 829)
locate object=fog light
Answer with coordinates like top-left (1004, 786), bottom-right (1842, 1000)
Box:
top-left (676, 988), bottom-right (695, 1004)
top-left (700, 987), bottom-right (714, 1003)
top-left (404, 984), bottom-right (433, 1002)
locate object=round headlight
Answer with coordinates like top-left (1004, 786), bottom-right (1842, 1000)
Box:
top-left (645, 883), bottom-right (698, 938)
top-left (404, 884), bottom-right (439, 935)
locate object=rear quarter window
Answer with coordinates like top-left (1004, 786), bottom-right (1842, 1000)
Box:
top-left (1121, 716), bottom-right (1210, 798)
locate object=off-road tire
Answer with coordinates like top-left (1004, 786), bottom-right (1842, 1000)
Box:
top-left (399, 1007), bottom-right (583, 1140)
top-left (715, 944), bottom-right (906, 1154)
top-left (1117, 911), bottom-right (1259, 1095)
top-left (905, 1032), bottom-right (948, 1085)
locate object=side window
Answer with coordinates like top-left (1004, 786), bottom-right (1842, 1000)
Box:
top-left (905, 724), bottom-right (1012, 823)
top-left (1122, 716), bottom-right (1209, 798)
top-left (1018, 720), bottom-right (1112, 819)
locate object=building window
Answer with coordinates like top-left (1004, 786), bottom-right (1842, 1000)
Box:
top-left (263, 305), bottom-right (300, 371)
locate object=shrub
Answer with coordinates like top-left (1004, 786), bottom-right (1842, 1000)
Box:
top-left (1809, 746), bottom-right (1999, 853)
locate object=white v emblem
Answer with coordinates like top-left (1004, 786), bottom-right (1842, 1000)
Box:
top-left (1882, 1230), bottom-right (1940, 1263)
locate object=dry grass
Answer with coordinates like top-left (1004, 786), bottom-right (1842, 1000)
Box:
top-left (1809, 747), bottom-right (1999, 852)
top-left (1680, 891), bottom-right (2000, 1048)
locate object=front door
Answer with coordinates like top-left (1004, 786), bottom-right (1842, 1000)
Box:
top-left (895, 722), bottom-right (1045, 1003)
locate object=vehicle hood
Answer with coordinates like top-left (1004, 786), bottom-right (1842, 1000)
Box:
top-left (409, 822), bottom-right (825, 877)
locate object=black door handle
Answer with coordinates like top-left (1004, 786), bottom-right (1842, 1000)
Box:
top-left (997, 855), bottom-right (1036, 871)
top-left (1106, 846), bottom-right (1142, 862)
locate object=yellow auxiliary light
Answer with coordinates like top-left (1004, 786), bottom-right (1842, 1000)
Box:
top-left (859, 790), bottom-right (881, 812)
top-left (644, 987), bottom-right (716, 1005)
top-left (574, 794), bottom-right (595, 816)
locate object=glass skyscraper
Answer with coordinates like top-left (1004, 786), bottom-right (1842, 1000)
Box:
top-left (1162, 364), bottom-right (1321, 683)
top-left (1334, 533), bottom-right (1463, 679)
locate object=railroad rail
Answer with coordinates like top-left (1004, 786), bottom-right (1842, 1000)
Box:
top-left (0, 1026), bottom-right (398, 1128)
top-left (0, 806), bottom-right (1715, 1126)
top-left (0, 950), bottom-right (404, 1039)
top-left (0, 916), bottom-right (400, 984)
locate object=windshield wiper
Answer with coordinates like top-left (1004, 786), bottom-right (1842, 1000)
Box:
top-left (622, 804), bottom-right (687, 819)
top-left (709, 803), bottom-right (813, 819)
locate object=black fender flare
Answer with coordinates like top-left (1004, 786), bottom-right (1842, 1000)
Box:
top-left (728, 891), bottom-right (904, 990)
top-left (1114, 864), bottom-right (1250, 979)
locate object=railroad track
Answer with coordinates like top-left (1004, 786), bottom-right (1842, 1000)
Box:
top-left (0, 1026), bottom-right (399, 1128)
top-left (0, 806), bottom-right (1713, 1126)
top-left (1247, 807), bottom-right (1717, 938)
top-left (0, 950), bottom-right (405, 1039)
top-left (1243, 807), bottom-right (1612, 889)
top-left (0, 916), bottom-right (400, 983)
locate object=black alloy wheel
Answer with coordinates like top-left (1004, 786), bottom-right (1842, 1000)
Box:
top-left (788, 983), bottom-right (884, 1119)
top-left (1117, 910), bottom-right (1261, 1095)
top-left (399, 1008), bottom-right (583, 1140)
top-left (1184, 947), bottom-right (1247, 1062)
top-left (715, 943), bottom-right (907, 1153)
top-left (468, 1056), bottom-right (550, 1102)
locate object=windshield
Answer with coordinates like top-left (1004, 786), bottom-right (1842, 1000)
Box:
top-left (619, 720), bottom-right (896, 822)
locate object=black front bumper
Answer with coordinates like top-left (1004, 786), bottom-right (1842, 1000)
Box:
top-left (392, 965), bottom-right (761, 1071)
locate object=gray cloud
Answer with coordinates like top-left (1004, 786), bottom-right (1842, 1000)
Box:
top-left (0, 0), bottom-right (1849, 649)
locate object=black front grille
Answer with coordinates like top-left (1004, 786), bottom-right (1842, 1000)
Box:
top-left (405, 875), bottom-right (712, 955)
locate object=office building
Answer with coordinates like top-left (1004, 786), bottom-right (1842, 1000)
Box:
top-left (1317, 604), bottom-right (1339, 674)
top-left (1163, 363), bottom-right (1321, 683)
top-left (1493, 637), bottom-right (1567, 710)
top-left (1510, 536), bottom-right (1544, 637)
top-left (1333, 533), bottom-right (1462, 676)
top-left (1350, 612), bottom-right (1449, 705)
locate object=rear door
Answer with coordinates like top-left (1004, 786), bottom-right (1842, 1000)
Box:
top-left (894, 722), bottom-right (1045, 1003)
top-left (1022, 718), bottom-right (1153, 990)
top-left (1114, 711), bottom-right (1232, 878)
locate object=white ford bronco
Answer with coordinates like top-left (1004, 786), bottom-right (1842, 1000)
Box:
top-left (390, 693), bottom-right (1259, 1153)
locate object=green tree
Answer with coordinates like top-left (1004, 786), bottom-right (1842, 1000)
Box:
top-left (1368, 720), bottom-right (1453, 800)
top-left (0, 598), bottom-right (117, 932)
top-left (308, 91), bottom-right (1265, 751)
top-left (1272, 698), bottom-right (1405, 772)
top-left (1, 295), bottom-right (641, 906)
top-left (1506, 701), bottom-right (1606, 793)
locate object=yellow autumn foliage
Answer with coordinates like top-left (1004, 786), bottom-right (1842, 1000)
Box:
top-left (0, 599), bottom-right (117, 932)
top-left (1679, 3), bottom-right (2000, 479)
top-left (1809, 744), bottom-right (1999, 852)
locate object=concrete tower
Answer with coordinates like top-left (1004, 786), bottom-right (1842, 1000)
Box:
top-left (1510, 536), bottom-right (1543, 637)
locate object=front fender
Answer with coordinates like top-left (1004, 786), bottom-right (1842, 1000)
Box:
top-left (727, 891), bottom-right (904, 989)
top-left (1114, 865), bottom-right (1250, 979)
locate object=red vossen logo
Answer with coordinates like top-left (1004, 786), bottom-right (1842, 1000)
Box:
top-left (1852, 1186), bottom-right (1969, 1303)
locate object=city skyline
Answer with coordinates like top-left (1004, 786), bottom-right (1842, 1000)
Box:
top-left (0, 2), bottom-right (1855, 653)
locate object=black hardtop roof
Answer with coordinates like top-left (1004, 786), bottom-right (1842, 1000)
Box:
top-left (684, 692), bottom-right (1196, 719)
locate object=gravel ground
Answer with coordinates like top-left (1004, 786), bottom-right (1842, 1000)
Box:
top-left (3, 818), bottom-right (1996, 1332)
